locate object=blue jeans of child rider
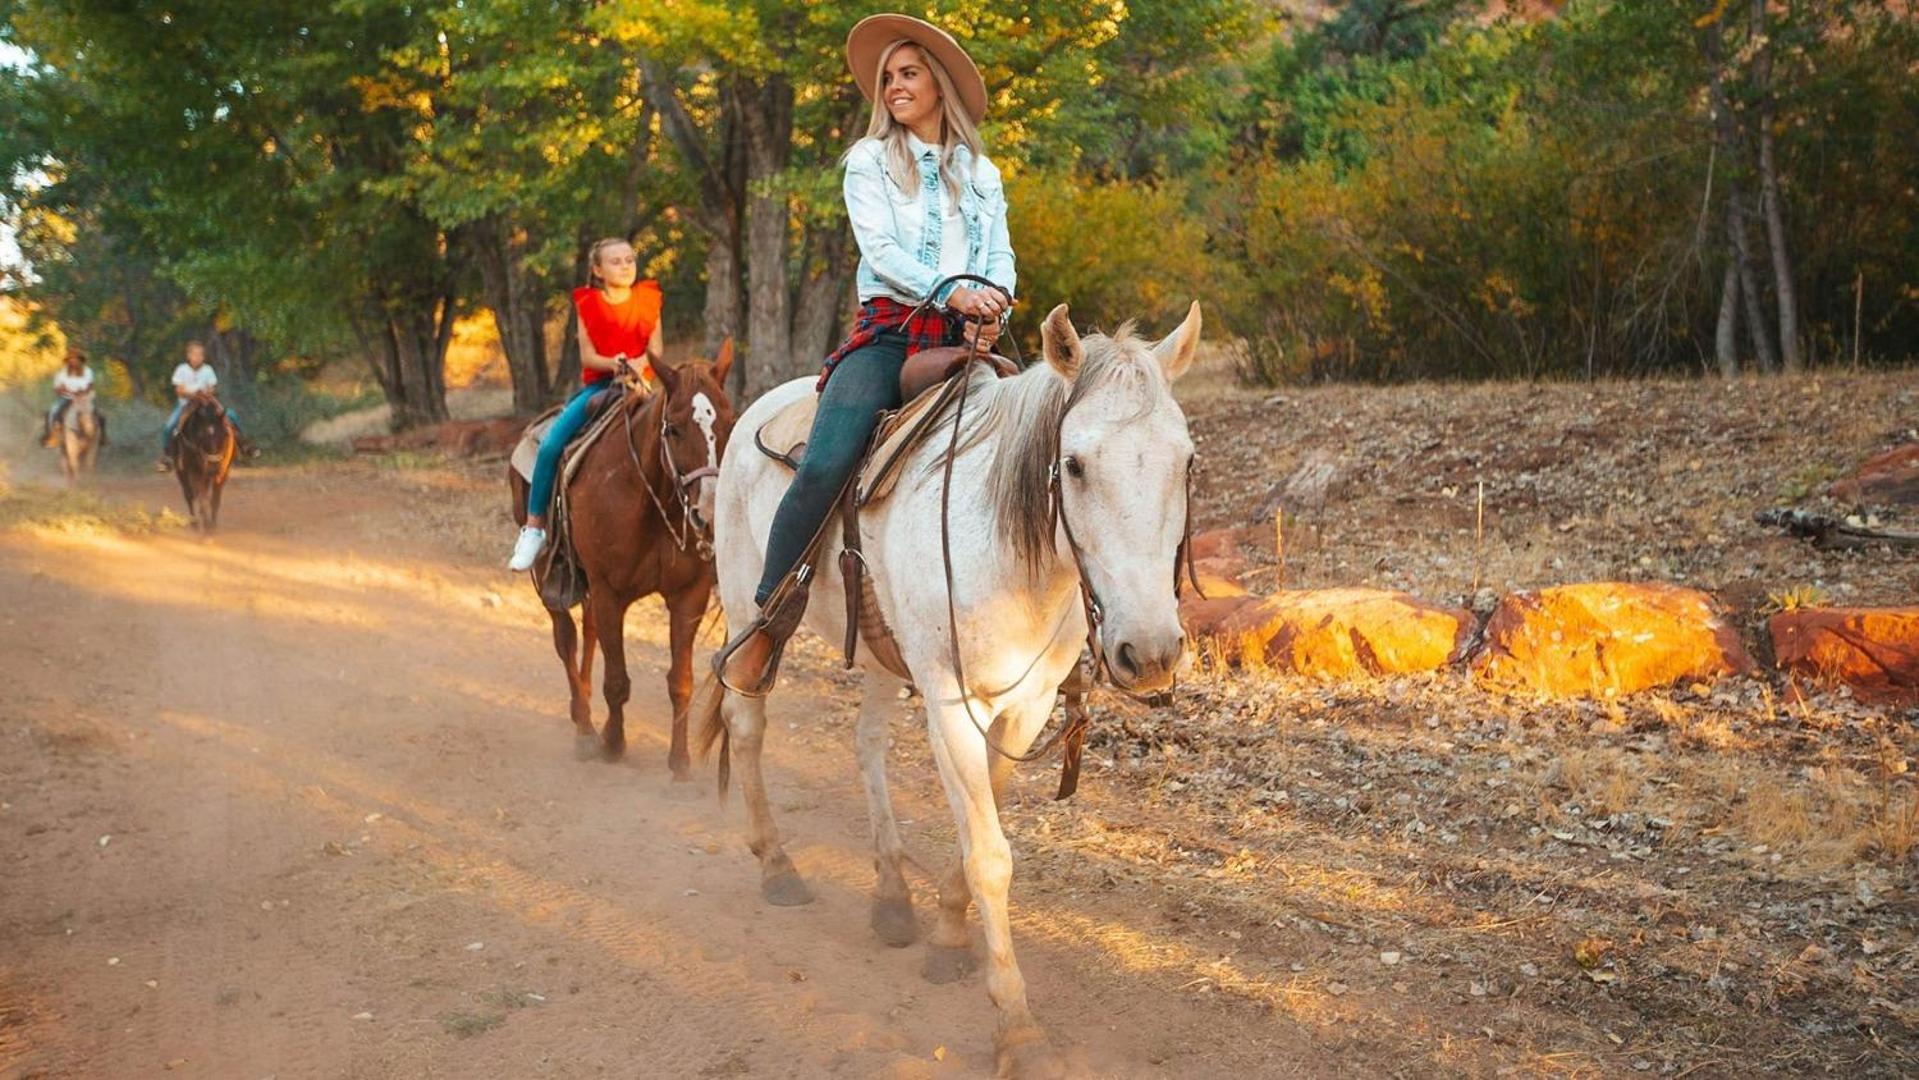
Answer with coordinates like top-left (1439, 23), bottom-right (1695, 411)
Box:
top-left (526, 381), bottom-right (608, 519)
top-left (162, 400), bottom-right (240, 450)
top-left (754, 331), bottom-right (910, 607)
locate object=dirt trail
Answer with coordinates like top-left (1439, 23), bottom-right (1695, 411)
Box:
top-left (0, 456), bottom-right (1325, 1079)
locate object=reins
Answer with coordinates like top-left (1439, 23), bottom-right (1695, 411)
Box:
top-left (618, 378), bottom-right (716, 561)
top-left (913, 275), bottom-right (1201, 783)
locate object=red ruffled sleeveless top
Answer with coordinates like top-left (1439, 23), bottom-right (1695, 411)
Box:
top-left (572, 280), bottom-right (663, 385)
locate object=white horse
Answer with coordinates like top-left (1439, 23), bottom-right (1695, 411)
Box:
top-left (58, 390), bottom-right (101, 487)
top-left (701, 302), bottom-right (1200, 1075)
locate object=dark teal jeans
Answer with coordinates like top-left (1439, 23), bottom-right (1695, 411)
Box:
top-left (755, 332), bottom-right (909, 606)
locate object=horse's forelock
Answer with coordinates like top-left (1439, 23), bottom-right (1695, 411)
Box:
top-left (968, 327), bottom-right (1173, 576)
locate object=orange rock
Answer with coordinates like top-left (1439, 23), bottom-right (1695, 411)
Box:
top-left (1188, 525), bottom-right (1273, 562)
top-left (1190, 556), bottom-right (1250, 598)
top-left (1830, 443), bottom-right (1919, 506)
top-left (1472, 583), bottom-right (1756, 698)
top-left (1180, 594), bottom-right (1259, 650)
top-left (1196, 588), bottom-right (1473, 679)
top-left (1769, 607), bottom-right (1919, 704)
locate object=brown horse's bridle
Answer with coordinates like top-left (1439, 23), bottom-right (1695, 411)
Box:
top-left (620, 384), bottom-right (718, 562)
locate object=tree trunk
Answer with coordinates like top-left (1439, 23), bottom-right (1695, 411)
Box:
top-left (1731, 198), bottom-right (1778, 374)
top-left (1750, 0), bottom-right (1802, 372)
top-left (379, 285), bottom-right (455, 430)
top-left (702, 235), bottom-right (746, 358)
top-left (550, 227), bottom-right (592, 398)
top-left (1714, 245), bottom-right (1741, 378)
top-left (740, 74), bottom-right (795, 400)
top-left (791, 219), bottom-right (853, 374)
top-left (1703, 9), bottom-right (1777, 374)
top-left (472, 213), bottom-right (551, 415)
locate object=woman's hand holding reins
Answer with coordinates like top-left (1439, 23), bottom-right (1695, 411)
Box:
top-left (948, 285), bottom-right (1011, 322)
top-left (963, 319), bottom-right (1003, 350)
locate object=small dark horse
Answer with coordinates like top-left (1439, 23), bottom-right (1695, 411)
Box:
top-left (172, 397), bottom-right (237, 533)
top-left (509, 342), bottom-right (737, 775)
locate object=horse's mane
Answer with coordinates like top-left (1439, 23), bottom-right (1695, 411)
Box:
top-left (940, 325), bottom-right (1169, 577)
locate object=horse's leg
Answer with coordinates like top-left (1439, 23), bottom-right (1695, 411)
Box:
top-left (726, 691), bottom-right (813, 905)
top-left (925, 690), bottom-right (1063, 1076)
top-left (854, 673), bottom-right (918, 946)
top-left (547, 605), bottom-right (595, 744)
top-left (577, 601), bottom-right (599, 729)
top-left (923, 717), bottom-right (1021, 984)
top-left (663, 587), bottom-right (707, 781)
top-left (208, 480), bottom-right (223, 532)
top-left (589, 590), bottom-right (633, 761)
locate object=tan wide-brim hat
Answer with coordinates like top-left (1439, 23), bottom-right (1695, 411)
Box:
top-left (846, 14), bottom-right (988, 125)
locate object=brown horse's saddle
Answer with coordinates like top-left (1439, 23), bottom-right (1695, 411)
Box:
top-left (753, 350), bottom-right (1015, 505)
top-left (509, 384), bottom-right (629, 487)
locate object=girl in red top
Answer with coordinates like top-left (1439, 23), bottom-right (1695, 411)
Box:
top-left (509, 237), bottom-right (667, 570)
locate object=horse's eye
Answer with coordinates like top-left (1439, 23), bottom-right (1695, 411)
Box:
top-left (665, 424), bottom-right (681, 438)
top-left (1063, 457), bottom-right (1084, 480)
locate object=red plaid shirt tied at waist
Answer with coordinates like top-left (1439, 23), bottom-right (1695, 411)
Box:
top-left (817, 298), bottom-right (964, 391)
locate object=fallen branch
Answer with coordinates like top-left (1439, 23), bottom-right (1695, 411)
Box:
top-left (1753, 508), bottom-right (1919, 550)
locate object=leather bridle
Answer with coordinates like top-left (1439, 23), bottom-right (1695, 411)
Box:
top-left (619, 380), bottom-right (718, 562)
top-left (919, 274), bottom-right (1201, 789)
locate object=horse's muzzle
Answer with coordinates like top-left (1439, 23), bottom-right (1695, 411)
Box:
top-left (1109, 631), bottom-right (1186, 694)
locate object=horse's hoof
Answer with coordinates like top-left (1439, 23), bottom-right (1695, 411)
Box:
top-left (761, 870), bottom-right (815, 907)
top-left (996, 1028), bottom-right (1070, 1079)
top-left (599, 738), bottom-right (626, 763)
top-left (870, 896), bottom-right (919, 948)
top-left (920, 944), bottom-right (976, 984)
top-left (572, 733), bottom-right (601, 761)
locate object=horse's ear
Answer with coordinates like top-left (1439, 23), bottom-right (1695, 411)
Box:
top-left (1152, 301), bottom-right (1202, 382)
top-left (652, 360), bottom-right (681, 396)
top-left (713, 336), bottom-right (736, 387)
top-left (1041, 304), bottom-right (1081, 379)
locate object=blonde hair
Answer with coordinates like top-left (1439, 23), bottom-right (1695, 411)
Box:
top-left (850, 40), bottom-right (985, 205)
top-left (586, 236), bottom-right (633, 286)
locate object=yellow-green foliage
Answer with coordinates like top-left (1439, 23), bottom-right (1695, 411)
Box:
top-left (1006, 170), bottom-right (1223, 339)
top-left (0, 296), bottom-right (67, 391)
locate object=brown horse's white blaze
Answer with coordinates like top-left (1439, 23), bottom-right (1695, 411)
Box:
top-left (511, 342), bottom-right (736, 774)
top-left (705, 303), bottom-right (1201, 1075)
top-left (690, 390), bottom-right (722, 525)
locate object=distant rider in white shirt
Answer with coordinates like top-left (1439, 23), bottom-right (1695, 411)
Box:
top-left (41, 347), bottom-right (107, 448)
top-left (158, 340), bottom-right (257, 470)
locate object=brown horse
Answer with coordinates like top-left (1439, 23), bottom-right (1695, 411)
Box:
top-left (171, 397), bottom-right (236, 533)
top-left (509, 343), bottom-right (737, 775)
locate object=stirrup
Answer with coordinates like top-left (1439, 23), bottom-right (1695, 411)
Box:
top-left (713, 569), bottom-right (812, 698)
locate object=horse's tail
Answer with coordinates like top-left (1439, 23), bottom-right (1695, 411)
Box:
top-left (692, 670), bottom-right (731, 803)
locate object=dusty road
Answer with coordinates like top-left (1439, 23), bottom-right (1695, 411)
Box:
top-left (0, 457), bottom-right (1322, 1080)
top-left (7, 365), bottom-right (1915, 1080)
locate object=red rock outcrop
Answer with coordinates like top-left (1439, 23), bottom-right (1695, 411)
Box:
top-left (1472, 583), bottom-right (1755, 697)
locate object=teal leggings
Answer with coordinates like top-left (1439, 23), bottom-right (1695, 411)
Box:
top-left (756, 333), bottom-right (909, 606)
top-left (527, 381), bottom-right (608, 517)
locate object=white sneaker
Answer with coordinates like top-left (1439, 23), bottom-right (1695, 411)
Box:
top-left (508, 526), bottom-right (548, 571)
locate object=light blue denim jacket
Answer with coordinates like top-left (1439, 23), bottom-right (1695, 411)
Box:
top-left (844, 135), bottom-right (1017, 305)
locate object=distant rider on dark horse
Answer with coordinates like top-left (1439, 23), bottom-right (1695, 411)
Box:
top-left (157, 340), bottom-right (257, 470)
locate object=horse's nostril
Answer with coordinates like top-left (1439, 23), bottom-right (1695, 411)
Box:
top-left (1115, 641), bottom-right (1140, 677)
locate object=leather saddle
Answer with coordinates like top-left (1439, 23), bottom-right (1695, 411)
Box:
top-left (509, 383), bottom-right (626, 484)
top-left (750, 353), bottom-right (1015, 682)
top-left (753, 349), bottom-right (1016, 502)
